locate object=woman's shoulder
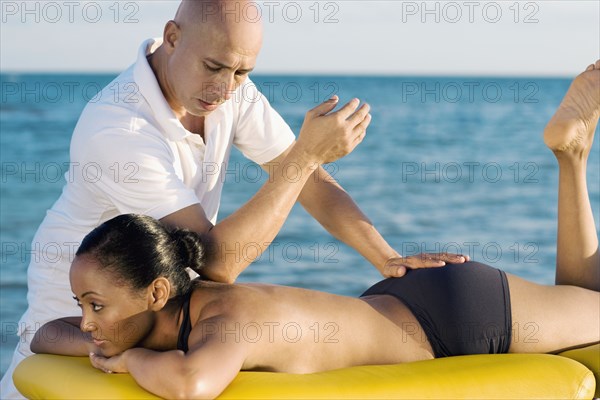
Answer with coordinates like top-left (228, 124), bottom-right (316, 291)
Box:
top-left (189, 280), bottom-right (253, 320)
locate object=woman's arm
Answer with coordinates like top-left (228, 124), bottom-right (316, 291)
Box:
top-left (90, 334), bottom-right (247, 399)
top-left (30, 317), bottom-right (92, 356)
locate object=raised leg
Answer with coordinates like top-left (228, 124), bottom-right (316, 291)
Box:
top-left (507, 61), bottom-right (600, 354)
top-left (544, 60), bottom-right (600, 291)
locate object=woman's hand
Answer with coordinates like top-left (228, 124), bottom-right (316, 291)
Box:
top-left (381, 253), bottom-right (471, 278)
top-left (89, 351), bottom-right (129, 374)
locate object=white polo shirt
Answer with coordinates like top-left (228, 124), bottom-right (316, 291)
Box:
top-left (21, 38), bottom-right (295, 330)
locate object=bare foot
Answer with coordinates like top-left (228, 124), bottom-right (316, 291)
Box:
top-left (544, 60), bottom-right (600, 158)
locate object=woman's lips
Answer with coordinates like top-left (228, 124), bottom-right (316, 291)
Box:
top-left (93, 338), bottom-right (107, 347)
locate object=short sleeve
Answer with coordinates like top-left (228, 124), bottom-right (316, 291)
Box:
top-left (233, 79), bottom-right (296, 165)
top-left (80, 129), bottom-right (200, 220)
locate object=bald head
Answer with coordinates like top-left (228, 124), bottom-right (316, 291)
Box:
top-left (174, 0), bottom-right (263, 36)
top-left (171, 0), bottom-right (263, 62)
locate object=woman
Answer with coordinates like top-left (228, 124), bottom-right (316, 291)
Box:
top-left (32, 61), bottom-right (600, 400)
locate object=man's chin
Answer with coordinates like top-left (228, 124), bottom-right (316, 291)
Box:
top-left (182, 106), bottom-right (212, 118)
top-left (188, 109), bottom-right (213, 117)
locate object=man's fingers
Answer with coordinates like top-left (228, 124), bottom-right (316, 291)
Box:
top-left (394, 256), bottom-right (444, 269)
top-left (381, 252), bottom-right (470, 278)
top-left (347, 103), bottom-right (371, 126)
top-left (414, 258), bottom-right (445, 268)
top-left (334, 98), bottom-right (361, 119)
top-left (418, 253), bottom-right (468, 263)
top-left (436, 253), bottom-right (468, 263)
top-left (353, 114), bottom-right (372, 143)
top-left (308, 96), bottom-right (339, 117)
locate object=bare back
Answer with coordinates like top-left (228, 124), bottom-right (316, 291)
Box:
top-left (185, 281), bottom-right (434, 373)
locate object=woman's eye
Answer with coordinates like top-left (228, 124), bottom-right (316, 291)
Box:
top-left (91, 303), bottom-right (104, 312)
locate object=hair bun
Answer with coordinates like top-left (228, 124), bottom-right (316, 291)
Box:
top-left (171, 229), bottom-right (206, 275)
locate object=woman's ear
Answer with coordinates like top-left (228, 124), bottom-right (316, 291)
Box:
top-left (148, 277), bottom-right (171, 311)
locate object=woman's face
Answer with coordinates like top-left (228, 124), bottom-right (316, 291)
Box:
top-left (69, 255), bottom-right (155, 357)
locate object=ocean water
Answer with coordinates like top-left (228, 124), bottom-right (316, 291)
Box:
top-left (1, 73), bottom-right (599, 377)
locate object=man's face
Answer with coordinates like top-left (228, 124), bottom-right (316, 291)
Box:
top-left (164, 18), bottom-right (262, 116)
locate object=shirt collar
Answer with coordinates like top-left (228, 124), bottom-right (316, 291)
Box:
top-left (133, 38), bottom-right (192, 142)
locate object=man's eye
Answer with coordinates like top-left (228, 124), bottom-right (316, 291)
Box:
top-left (204, 63), bottom-right (220, 72)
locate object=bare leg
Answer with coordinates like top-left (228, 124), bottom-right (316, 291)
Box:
top-left (508, 62), bottom-right (600, 354)
top-left (544, 60), bottom-right (600, 291)
top-left (508, 274), bottom-right (599, 353)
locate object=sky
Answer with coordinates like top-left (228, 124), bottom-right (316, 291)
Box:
top-left (1, 0), bottom-right (599, 76)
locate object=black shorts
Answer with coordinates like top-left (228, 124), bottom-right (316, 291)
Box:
top-left (361, 261), bottom-right (512, 358)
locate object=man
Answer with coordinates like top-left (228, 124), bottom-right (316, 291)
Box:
top-left (0, 1), bottom-right (465, 397)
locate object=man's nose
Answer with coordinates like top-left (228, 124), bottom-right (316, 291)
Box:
top-left (207, 75), bottom-right (235, 101)
top-left (222, 73), bottom-right (236, 100)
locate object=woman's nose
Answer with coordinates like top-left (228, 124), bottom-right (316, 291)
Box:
top-left (80, 314), bottom-right (97, 333)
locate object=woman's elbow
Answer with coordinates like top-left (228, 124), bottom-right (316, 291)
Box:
top-left (171, 379), bottom-right (223, 400)
top-left (30, 329), bottom-right (46, 353)
top-left (29, 340), bottom-right (41, 354)
top-left (163, 362), bottom-right (224, 399)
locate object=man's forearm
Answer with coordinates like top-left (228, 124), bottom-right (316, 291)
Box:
top-left (203, 145), bottom-right (319, 282)
top-left (298, 166), bottom-right (399, 271)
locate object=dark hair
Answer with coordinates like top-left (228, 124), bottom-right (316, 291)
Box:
top-left (76, 214), bottom-right (205, 297)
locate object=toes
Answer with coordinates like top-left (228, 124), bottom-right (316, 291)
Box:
top-left (585, 60), bottom-right (600, 72)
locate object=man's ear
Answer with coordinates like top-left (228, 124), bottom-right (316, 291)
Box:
top-left (149, 277), bottom-right (171, 311)
top-left (163, 20), bottom-right (181, 54)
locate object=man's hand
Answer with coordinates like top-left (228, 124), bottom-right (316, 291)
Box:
top-left (380, 253), bottom-right (471, 278)
top-left (89, 351), bottom-right (128, 374)
top-left (296, 96), bottom-right (371, 165)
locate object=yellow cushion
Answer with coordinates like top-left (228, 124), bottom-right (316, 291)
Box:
top-left (14, 350), bottom-right (596, 399)
top-left (559, 344), bottom-right (600, 398)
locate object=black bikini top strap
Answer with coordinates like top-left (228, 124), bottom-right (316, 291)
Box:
top-left (176, 291), bottom-right (193, 353)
